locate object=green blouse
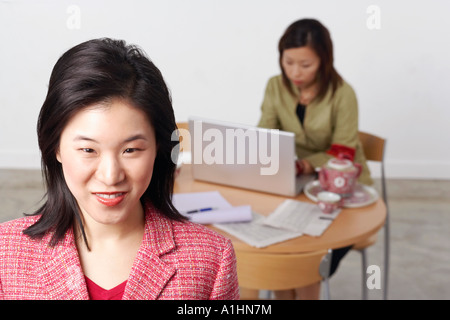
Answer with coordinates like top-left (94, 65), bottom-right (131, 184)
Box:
top-left (258, 75), bottom-right (373, 185)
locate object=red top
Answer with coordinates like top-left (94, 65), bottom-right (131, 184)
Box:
top-left (85, 276), bottom-right (127, 300)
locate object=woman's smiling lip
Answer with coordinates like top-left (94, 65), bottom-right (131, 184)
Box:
top-left (93, 192), bottom-right (127, 207)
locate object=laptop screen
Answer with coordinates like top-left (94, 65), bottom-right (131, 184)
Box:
top-left (186, 116), bottom-right (302, 196)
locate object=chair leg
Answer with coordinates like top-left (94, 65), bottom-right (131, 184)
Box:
top-left (360, 248), bottom-right (368, 300)
top-left (319, 249), bottom-right (332, 300)
top-left (381, 167), bottom-right (389, 300)
top-left (322, 278), bottom-right (331, 300)
top-left (259, 290), bottom-right (272, 299)
top-left (383, 208), bottom-right (390, 300)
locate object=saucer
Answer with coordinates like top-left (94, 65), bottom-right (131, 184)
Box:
top-left (304, 180), bottom-right (379, 208)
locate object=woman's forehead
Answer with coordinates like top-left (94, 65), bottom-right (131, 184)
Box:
top-left (62, 99), bottom-right (155, 142)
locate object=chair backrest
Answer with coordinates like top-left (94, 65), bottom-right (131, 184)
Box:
top-left (358, 131), bottom-right (386, 163)
top-left (235, 249), bottom-right (330, 291)
top-left (358, 130), bottom-right (389, 208)
top-left (176, 122), bottom-right (190, 152)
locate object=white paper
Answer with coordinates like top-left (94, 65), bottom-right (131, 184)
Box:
top-left (214, 212), bottom-right (303, 248)
top-left (263, 199), bottom-right (341, 237)
top-left (186, 205), bottom-right (252, 224)
top-left (173, 191), bottom-right (232, 211)
top-left (172, 191), bottom-right (252, 224)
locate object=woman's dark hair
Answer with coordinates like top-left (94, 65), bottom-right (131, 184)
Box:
top-left (24, 38), bottom-right (186, 247)
top-left (278, 18), bottom-right (343, 101)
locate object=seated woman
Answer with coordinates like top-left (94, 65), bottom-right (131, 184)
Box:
top-left (258, 18), bottom-right (373, 299)
top-left (0, 38), bottom-right (239, 300)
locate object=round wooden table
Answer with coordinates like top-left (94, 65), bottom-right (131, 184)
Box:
top-left (174, 164), bottom-right (387, 254)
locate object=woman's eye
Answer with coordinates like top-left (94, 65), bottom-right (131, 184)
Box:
top-left (124, 148), bottom-right (138, 153)
top-left (81, 148), bottom-right (95, 153)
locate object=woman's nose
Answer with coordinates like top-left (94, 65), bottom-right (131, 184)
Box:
top-left (96, 155), bottom-right (125, 186)
top-left (292, 65), bottom-right (302, 78)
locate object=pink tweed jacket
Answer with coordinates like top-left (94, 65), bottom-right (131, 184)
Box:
top-left (0, 205), bottom-right (239, 300)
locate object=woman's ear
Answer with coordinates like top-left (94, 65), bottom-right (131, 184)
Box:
top-left (56, 149), bottom-right (62, 163)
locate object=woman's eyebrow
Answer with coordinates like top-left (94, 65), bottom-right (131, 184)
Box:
top-left (124, 134), bottom-right (148, 142)
top-left (73, 135), bottom-right (97, 143)
top-left (72, 134), bottom-right (148, 143)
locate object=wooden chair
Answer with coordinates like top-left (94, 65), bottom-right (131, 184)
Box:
top-left (353, 131), bottom-right (390, 299)
top-left (236, 249), bottom-right (332, 300)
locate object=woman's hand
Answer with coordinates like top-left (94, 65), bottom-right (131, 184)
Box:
top-left (296, 159), bottom-right (314, 176)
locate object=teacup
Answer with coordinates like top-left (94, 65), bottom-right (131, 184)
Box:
top-left (317, 191), bottom-right (341, 214)
top-left (318, 157), bottom-right (362, 198)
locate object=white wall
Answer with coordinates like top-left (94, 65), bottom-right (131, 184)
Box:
top-left (1, 0), bottom-right (449, 179)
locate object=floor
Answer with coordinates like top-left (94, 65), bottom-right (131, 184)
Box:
top-left (1, 169), bottom-right (449, 300)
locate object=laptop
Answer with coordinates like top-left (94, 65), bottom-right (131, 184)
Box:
top-left (187, 116), bottom-right (315, 197)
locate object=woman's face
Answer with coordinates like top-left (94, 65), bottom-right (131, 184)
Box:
top-left (281, 46), bottom-right (321, 90)
top-left (57, 99), bottom-right (157, 227)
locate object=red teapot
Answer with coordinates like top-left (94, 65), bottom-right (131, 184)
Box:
top-left (318, 155), bottom-right (362, 198)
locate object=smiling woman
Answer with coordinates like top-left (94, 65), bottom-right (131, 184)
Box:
top-left (0, 38), bottom-right (239, 300)
top-left (56, 100), bottom-right (157, 227)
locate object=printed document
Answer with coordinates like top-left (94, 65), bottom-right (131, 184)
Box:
top-left (214, 199), bottom-right (341, 248)
top-left (263, 199), bottom-right (341, 236)
top-left (214, 212), bottom-right (303, 248)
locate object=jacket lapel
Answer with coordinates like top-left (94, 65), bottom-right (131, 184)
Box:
top-left (288, 82), bottom-right (307, 140)
top-left (37, 230), bottom-right (89, 300)
top-left (123, 246), bottom-right (176, 300)
top-left (122, 206), bottom-right (177, 300)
